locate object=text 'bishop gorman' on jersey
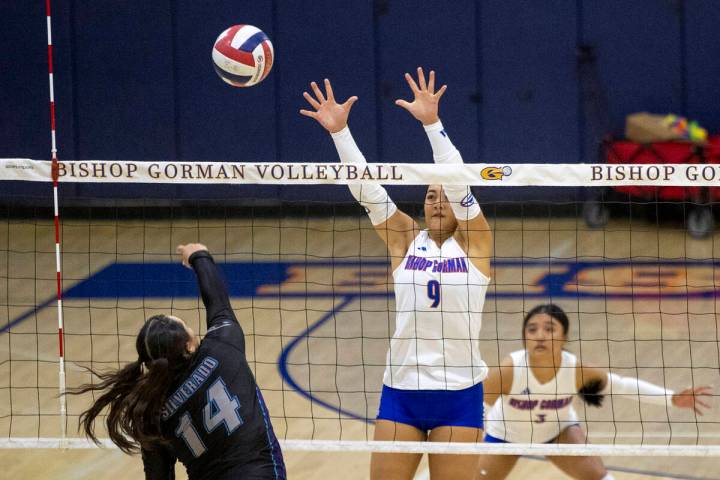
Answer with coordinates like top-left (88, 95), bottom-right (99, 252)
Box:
top-left (404, 255), bottom-right (469, 273)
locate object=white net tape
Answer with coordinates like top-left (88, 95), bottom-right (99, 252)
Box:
top-left (2, 439), bottom-right (720, 456)
top-left (3, 158), bottom-right (720, 186)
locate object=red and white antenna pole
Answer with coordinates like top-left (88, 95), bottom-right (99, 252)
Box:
top-left (45, 0), bottom-right (66, 440)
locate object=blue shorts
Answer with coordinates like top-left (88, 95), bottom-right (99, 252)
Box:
top-left (377, 383), bottom-right (484, 432)
top-left (483, 433), bottom-right (510, 443)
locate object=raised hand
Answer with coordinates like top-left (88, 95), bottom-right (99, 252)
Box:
top-left (671, 386), bottom-right (712, 415)
top-left (395, 67), bottom-right (447, 125)
top-left (300, 79), bottom-right (358, 134)
top-left (177, 243), bottom-right (209, 268)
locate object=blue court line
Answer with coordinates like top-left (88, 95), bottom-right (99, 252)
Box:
top-left (276, 295), bottom-right (371, 423)
top-left (0, 296), bottom-right (56, 334)
top-left (5, 258), bottom-right (720, 334)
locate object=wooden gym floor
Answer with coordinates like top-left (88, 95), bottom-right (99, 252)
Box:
top-left (1, 215), bottom-right (719, 479)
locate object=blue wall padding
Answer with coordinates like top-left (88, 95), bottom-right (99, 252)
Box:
top-left (2, 1), bottom-right (717, 203)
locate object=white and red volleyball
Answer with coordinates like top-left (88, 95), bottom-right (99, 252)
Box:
top-left (212, 25), bottom-right (274, 87)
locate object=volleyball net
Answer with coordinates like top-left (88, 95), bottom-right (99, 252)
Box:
top-left (1, 158), bottom-right (719, 459)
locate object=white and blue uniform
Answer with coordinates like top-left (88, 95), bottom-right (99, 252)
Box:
top-left (485, 350), bottom-right (580, 443)
top-left (386, 230), bottom-right (490, 389)
top-left (377, 230), bottom-right (490, 431)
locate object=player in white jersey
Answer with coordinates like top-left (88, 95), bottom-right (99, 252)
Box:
top-left (478, 304), bottom-right (711, 480)
top-left (301, 68), bottom-right (493, 480)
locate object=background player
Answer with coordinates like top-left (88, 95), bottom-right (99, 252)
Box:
top-left (301, 68), bottom-right (493, 480)
top-left (479, 303), bottom-right (712, 480)
top-left (69, 244), bottom-right (285, 480)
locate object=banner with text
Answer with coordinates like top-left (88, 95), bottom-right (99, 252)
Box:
top-left (2, 158), bottom-right (720, 187)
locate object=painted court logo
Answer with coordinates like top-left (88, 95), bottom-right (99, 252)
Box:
top-left (481, 166), bottom-right (513, 180)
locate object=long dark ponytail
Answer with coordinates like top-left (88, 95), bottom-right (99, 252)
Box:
top-left (68, 315), bottom-right (194, 453)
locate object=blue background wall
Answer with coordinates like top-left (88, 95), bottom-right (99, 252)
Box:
top-left (2, 0), bottom-right (719, 203)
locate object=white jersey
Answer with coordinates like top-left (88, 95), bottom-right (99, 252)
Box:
top-left (384, 230), bottom-right (490, 390)
top-left (485, 350), bottom-right (580, 443)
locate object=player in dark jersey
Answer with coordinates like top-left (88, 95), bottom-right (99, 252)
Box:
top-left (70, 243), bottom-right (285, 480)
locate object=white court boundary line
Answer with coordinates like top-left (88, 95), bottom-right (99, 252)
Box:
top-left (2, 439), bottom-right (720, 456)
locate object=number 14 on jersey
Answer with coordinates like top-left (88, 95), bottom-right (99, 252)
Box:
top-left (175, 378), bottom-right (243, 457)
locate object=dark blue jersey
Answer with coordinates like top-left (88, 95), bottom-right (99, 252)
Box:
top-left (142, 251), bottom-right (285, 480)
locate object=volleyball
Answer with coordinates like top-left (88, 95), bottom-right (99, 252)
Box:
top-left (212, 25), bottom-right (274, 87)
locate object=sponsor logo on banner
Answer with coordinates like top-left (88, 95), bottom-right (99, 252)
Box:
top-left (481, 166), bottom-right (512, 180)
top-left (3, 161), bottom-right (35, 171)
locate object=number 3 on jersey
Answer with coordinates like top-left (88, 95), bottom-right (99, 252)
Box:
top-left (427, 280), bottom-right (441, 308)
top-left (175, 378), bottom-right (243, 457)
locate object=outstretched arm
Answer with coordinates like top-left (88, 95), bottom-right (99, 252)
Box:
top-left (577, 365), bottom-right (712, 414)
top-left (177, 244), bottom-right (240, 333)
top-left (396, 68), bottom-right (492, 277)
top-left (301, 79), bottom-right (416, 268)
